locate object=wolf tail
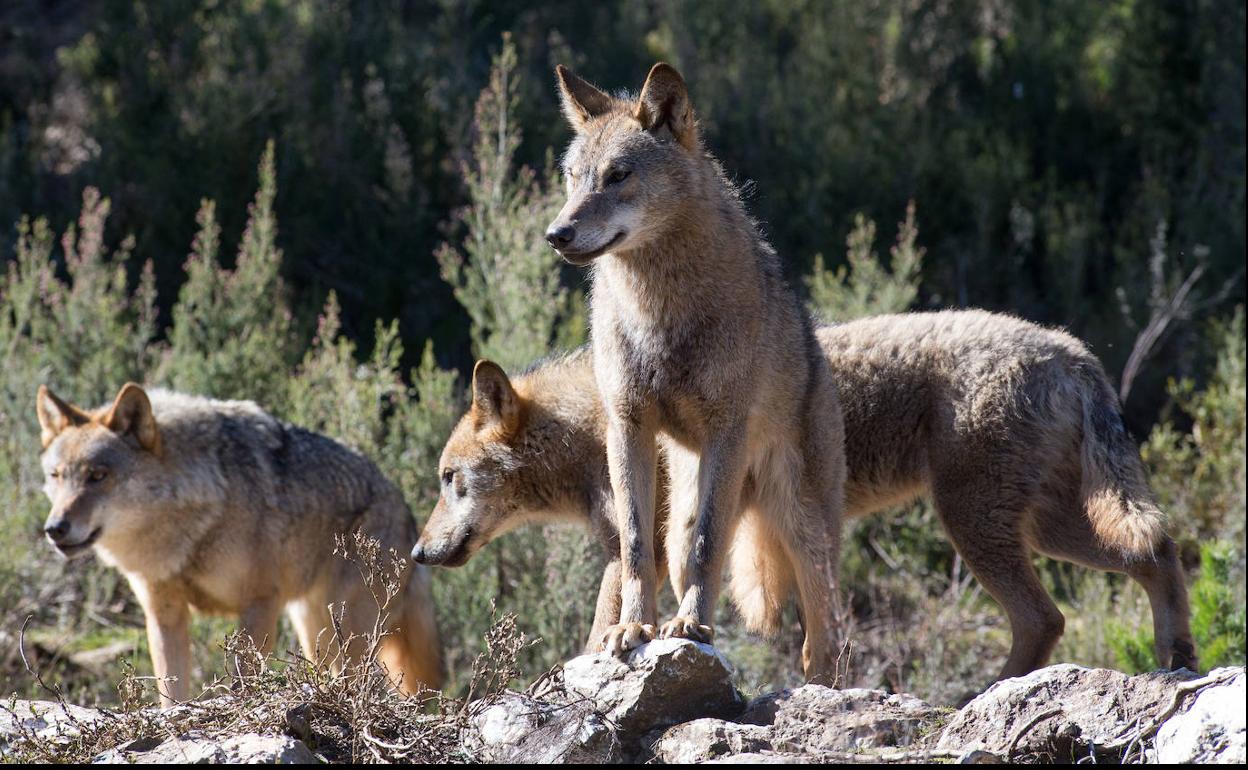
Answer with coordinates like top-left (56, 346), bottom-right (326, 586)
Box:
top-left (727, 510), bottom-right (795, 636)
top-left (1075, 362), bottom-right (1167, 558)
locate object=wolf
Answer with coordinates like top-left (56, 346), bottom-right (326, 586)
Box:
top-left (36, 383), bottom-right (442, 706)
top-left (542, 62), bottom-right (848, 681)
top-left (413, 311), bottom-right (1197, 684)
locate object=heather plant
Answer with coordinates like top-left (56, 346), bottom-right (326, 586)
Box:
top-left (435, 34), bottom-right (578, 370)
top-left (805, 201), bottom-right (925, 322)
top-left (158, 141), bottom-right (299, 403)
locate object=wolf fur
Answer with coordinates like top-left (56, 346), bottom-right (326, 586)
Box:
top-left (37, 383), bottom-right (442, 706)
top-left (413, 311), bottom-right (1196, 683)
top-left (543, 62), bottom-right (848, 681)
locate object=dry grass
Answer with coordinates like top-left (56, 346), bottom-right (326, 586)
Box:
top-left (1, 533), bottom-right (537, 764)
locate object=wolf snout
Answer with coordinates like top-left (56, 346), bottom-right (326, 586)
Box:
top-left (545, 224), bottom-right (577, 250)
top-left (44, 519), bottom-right (71, 543)
top-left (410, 541), bottom-right (430, 564)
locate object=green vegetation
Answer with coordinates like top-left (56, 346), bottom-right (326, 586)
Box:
top-left (1, 2), bottom-right (1244, 708)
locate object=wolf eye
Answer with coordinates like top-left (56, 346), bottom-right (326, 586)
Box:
top-left (48, 469), bottom-right (61, 480)
top-left (87, 468), bottom-right (108, 483)
top-left (605, 168), bottom-right (631, 185)
top-left (441, 469), bottom-right (455, 487)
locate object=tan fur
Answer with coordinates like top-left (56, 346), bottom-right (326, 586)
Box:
top-left (36, 383), bottom-right (442, 706)
top-left (415, 310), bottom-right (1197, 685)
top-left (545, 63), bottom-right (847, 681)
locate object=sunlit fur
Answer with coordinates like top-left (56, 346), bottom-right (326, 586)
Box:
top-left (547, 63), bottom-right (847, 681)
top-left (37, 384), bottom-right (442, 706)
top-left (420, 311), bottom-right (1196, 685)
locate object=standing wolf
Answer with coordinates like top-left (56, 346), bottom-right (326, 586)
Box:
top-left (36, 383), bottom-right (442, 706)
top-left (542, 62), bottom-right (847, 680)
top-left (413, 312), bottom-right (1196, 684)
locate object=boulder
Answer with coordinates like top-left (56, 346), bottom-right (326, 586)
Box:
top-left (467, 691), bottom-right (620, 763)
top-left (740, 684), bottom-right (944, 753)
top-left (94, 733), bottom-right (320, 764)
top-left (937, 664), bottom-right (1247, 763)
top-left (1153, 667), bottom-right (1245, 764)
top-left (0, 699), bottom-right (107, 750)
top-left (562, 638), bottom-right (743, 737)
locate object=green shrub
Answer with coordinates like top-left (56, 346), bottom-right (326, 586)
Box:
top-left (805, 200), bottom-right (924, 322)
top-left (159, 141), bottom-right (300, 401)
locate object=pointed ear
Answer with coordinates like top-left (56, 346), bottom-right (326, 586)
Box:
top-left (102, 383), bottom-right (160, 453)
top-left (471, 360), bottom-right (522, 435)
top-left (556, 64), bottom-right (615, 132)
top-left (635, 62), bottom-right (697, 149)
top-left (36, 385), bottom-right (90, 448)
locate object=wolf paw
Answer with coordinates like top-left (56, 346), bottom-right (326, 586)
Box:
top-left (658, 616), bottom-right (714, 644)
top-left (600, 622), bottom-right (656, 657)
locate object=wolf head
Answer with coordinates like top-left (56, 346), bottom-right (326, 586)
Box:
top-left (411, 361), bottom-right (567, 568)
top-left (545, 63), bottom-right (705, 265)
top-left (36, 383), bottom-right (161, 559)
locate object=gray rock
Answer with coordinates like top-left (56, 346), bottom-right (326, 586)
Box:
top-left (647, 718), bottom-right (772, 763)
top-left (937, 663), bottom-right (1204, 762)
top-left (1154, 667), bottom-right (1245, 764)
top-left (740, 684), bottom-right (944, 752)
top-left (562, 638), bottom-right (743, 737)
top-left (467, 691), bottom-right (620, 763)
top-left (94, 733), bottom-right (320, 764)
top-left (0, 699), bottom-right (107, 750)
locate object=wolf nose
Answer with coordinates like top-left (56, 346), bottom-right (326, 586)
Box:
top-left (410, 543), bottom-right (428, 564)
top-left (545, 225), bottom-right (576, 249)
top-left (44, 520), bottom-right (70, 543)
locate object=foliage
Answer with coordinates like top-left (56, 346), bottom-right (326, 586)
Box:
top-left (435, 34), bottom-right (578, 370)
top-left (160, 141), bottom-right (299, 402)
top-left (1142, 308), bottom-right (1247, 550)
top-left (806, 201), bottom-right (925, 321)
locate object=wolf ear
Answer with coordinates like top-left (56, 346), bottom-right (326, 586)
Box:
top-left (636, 62), bottom-right (697, 149)
top-left (102, 383), bottom-right (160, 453)
top-left (36, 386), bottom-right (90, 448)
top-left (471, 360), bottom-right (522, 435)
top-left (556, 65), bottom-right (615, 132)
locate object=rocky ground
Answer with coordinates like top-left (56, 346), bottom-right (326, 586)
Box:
top-left (2, 639), bottom-right (1243, 763)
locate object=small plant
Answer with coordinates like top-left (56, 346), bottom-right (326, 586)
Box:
top-left (805, 200), bottom-right (924, 321)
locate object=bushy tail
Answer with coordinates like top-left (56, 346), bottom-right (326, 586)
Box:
top-left (727, 510), bottom-right (794, 636)
top-left (381, 563), bottom-right (443, 693)
top-left (1076, 364), bottom-right (1167, 558)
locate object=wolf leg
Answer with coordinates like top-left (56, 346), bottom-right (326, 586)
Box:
top-left (131, 579), bottom-right (191, 707)
top-left (1030, 503), bottom-right (1196, 671)
top-left (774, 486), bottom-right (843, 683)
top-left (234, 598), bottom-right (281, 683)
top-left (934, 489), bottom-right (1065, 681)
top-left (600, 412), bottom-right (661, 656)
top-left (661, 424), bottom-right (749, 643)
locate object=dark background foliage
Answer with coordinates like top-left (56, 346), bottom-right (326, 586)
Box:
top-left (3, 0), bottom-right (1243, 431)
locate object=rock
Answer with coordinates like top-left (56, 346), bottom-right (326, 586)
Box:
top-left (645, 682), bottom-right (946, 763)
top-left (0, 699), bottom-right (107, 749)
top-left (937, 663), bottom-right (1208, 762)
top-left (467, 691), bottom-right (620, 763)
top-left (647, 718), bottom-right (772, 763)
top-left (94, 732), bottom-right (320, 764)
top-left (562, 638), bottom-right (743, 737)
top-left (740, 684), bottom-right (944, 752)
top-left (1154, 667), bottom-right (1245, 764)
